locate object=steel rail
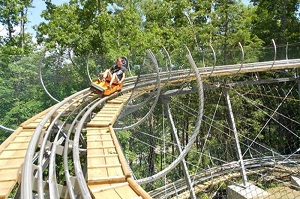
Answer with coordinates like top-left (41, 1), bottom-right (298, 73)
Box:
top-left (117, 47), bottom-right (173, 121)
top-left (237, 42), bottom-right (245, 74)
top-left (162, 46), bottom-right (172, 80)
top-left (286, 42), bottom-right (289, 61)
top-left (86, 51), bottom-right (93, 82)
top-left (0, 124), bottom-right (14, 132)
top-left (72, 90), bottom-right (124, 198)
top-left (270, 39), bottom-right (277, 69)
top-left (115, 58), bottom-right (300, 184)
top-left (37, 93), bottom-right (90, 199)
top-left (18, 51), bottom-right (197, 198)
top-left (131, 59), bottom-right (300, 86)
top-left (39, 55), bottom-right (60, 103)
top-left (136, 47), bottom-right (205, 184)
top-left (37, 92), bottom-right (92, 199)
top-left (63, 101), bottom-right (98, 198)
top-left (48, 94), bottom-right (99, 198)
top-left (149, 155), bottom-right (300, 198)
top-left (15, 58), bottom-right (300, 198)
top-left (208, 43), bottom-right (216, 77)
top-left (21, 88), bottom-right (90, 199)
top-left (116, 92), bottom-right (158, 121)
top-left (114, 49), bottom-right (161, 131)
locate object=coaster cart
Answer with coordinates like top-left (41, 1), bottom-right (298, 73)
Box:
top-left (90, 57), bottom-right (128, 96)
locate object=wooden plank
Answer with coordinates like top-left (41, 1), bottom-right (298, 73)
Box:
top-left (0, 127), bottom-right (34, 199)
top-left (88, 156), bottom-right (106, 168)
top-left (87, 138), bottom-right (113, 142)
top-left (0, 128), bottom-right (23, 153)
top-left (128, 178), bottom-right (152, 199)
top-left (0, 168), bottom-right (19, 181)
top-left (20, 106), bottom-right (52, 127)
top-left (107, 166), bottom-right (124, 177)
top-left (87, 126), bottom-right (120, 183)
top-left (0, 155), bottom-right (25, 160)
top-left (109, 127), bottom-right (131, 178)
top-left (0, 181), bottom-right (16, 198)
top-left (11, 135), bottom-right (31, 142)
top-left (88, 120), bottom-right (112, 126)
top-left (88, 120), bottom-right (112, 127)
top-left (87, 92), bottom-right (150, 198)
top-left (91, 116), bottom-right (115, 121)
top-left (92, 188), bottom-right (122, 199)
top-left (114, 185), bottom-right (141, 199)
top-left (0, 150), bottom-right (26, 157)
top-left (100, 110), bottom-right (120, 115)
top-left (88, 175), bottom-right (126, 185)
top-left (108, 93), bottom-right (131, 104)
top-left (5, 142), bottom-right (29, 150)
top-left (88, 154), bottom-right (118, 158)
top-left (0, 158), bottom-right (24, 167)
top-left (87, 127), bottom-right (109, 135)
top-left (1, 148), bottom-right (27, 151)
top-left (89, 182), bottom-right (129, 192)
top-left (88, 167), bottom-right (108, 180)
top-left (87, 146), bottom-right (115, 150)
top-left (15, 130), bottom-right (34, 137)
top-left (87, 132), bottom-right (111, 139)
top-left (106, 156), bottom-right (124, 177)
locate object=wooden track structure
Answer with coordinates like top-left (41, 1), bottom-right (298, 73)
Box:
top-left (0, 58), bottom-right (300, 198)
top-left (0, 98), bottom-right (84, 198)
top-left (86, 93), bottom-right (151, 198)
top-left (0, 92), bottom-right (151, 199)
top-left (0, 108), bottom-right (51, 198)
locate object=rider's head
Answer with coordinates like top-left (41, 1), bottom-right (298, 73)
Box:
top-left (116, 57), bottom-right (122, 67)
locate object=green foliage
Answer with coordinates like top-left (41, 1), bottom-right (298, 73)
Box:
top-left (37, 3), bottom-right (82, 51)
top-left (251, 0), bottom-right (300, 44)
top-left (0, 0), bottom-right (300, 193)
top-left (0, 0), bottom-right (35, 54)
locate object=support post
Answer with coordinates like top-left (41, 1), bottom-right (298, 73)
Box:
top-left (297, 77), bottom-right (300, 98)
top-left (164, 101), bottom-right (196, 199)
top-left (224, 89), bottom-right (248, 186)
top-left (225, 88), bottom-right (269, 198)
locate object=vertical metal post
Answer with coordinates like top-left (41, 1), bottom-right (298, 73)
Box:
top-left (162, 104), bottom-right (167, 197)
top-left (224, 89), bottom-right (248, 186)
top-left (270, 39), bottom-right (277, 69)
top-left (285, 42), bottom-right (289, 61)
top-left (164, 101), bottom-right (196, 199)
top-left (297, 77), bottom-right (300, 98)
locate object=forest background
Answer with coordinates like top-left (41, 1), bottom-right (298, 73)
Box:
top-left (0, 0), bottom-right (300, 191)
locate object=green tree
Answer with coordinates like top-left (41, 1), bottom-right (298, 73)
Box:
top-left (37, 2), bottom-right (83, 53)
top-left (210, 0), bottom-right (264, 65)
top-left (0, 0), bottom-right (34, 54)
top-left (250, 0), bottom-right (300, 44)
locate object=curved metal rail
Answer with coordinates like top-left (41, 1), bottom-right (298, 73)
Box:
top-left (0, 57), bottom-right (300, 198)
top-left (149, 155), bottom-right (300, 198)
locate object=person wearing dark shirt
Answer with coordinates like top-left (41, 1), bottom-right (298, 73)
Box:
top-left (100, 57), bottom-right (126, 87)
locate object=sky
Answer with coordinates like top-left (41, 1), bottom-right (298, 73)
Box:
top-left (25, 0), bottom-right (68, 35)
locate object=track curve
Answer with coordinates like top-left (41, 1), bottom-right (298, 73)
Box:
top-left (1, 53), bottom-right (300, 198)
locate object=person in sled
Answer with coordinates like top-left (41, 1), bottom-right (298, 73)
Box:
top-left (100, 57), bottom-right (126, 87)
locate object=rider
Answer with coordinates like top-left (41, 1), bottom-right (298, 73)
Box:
top-left (100, 57), bottom-right (126, 87)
